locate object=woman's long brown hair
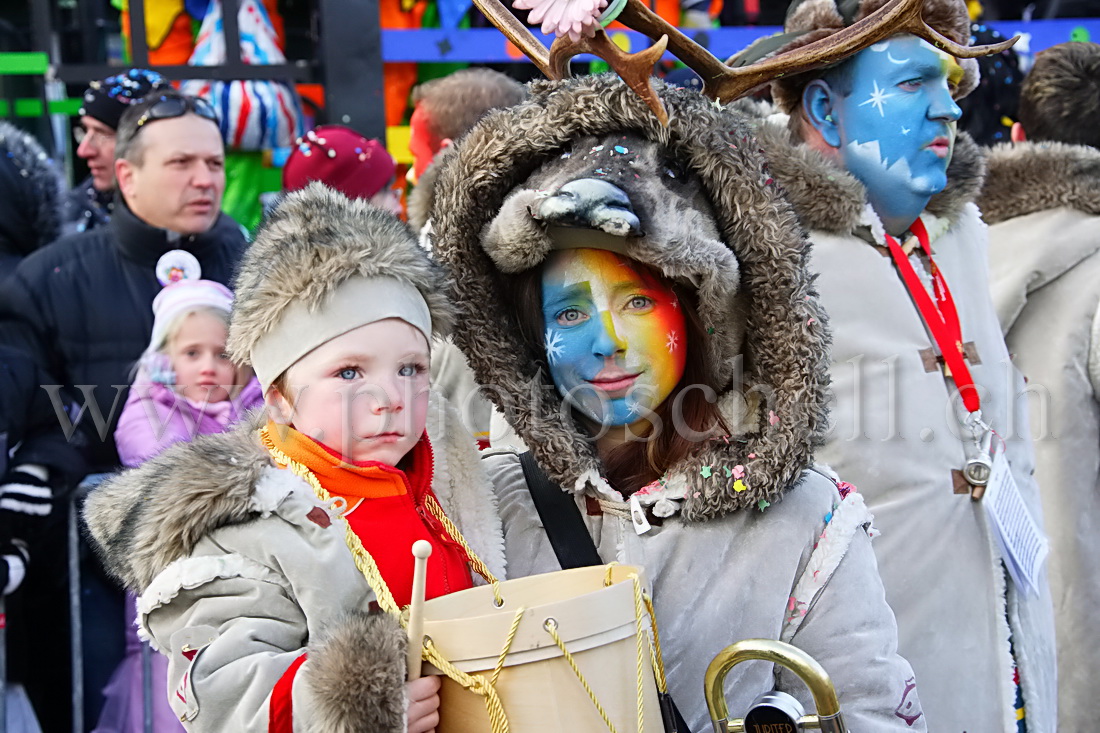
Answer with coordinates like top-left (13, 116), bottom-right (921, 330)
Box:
top-left (504, 257), bottom-right (728, 495)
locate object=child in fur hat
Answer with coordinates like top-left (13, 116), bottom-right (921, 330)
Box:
top-left (84, 183), bottom-right (505, 733)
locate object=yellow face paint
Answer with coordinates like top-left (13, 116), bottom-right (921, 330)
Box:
top-left (541, 248), bottom-right (688, 427)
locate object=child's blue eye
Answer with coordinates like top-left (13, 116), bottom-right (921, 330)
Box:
top-left (338, 367), bottom-right (358, 380)
top-left (398, 364), bottom-right (425, 378)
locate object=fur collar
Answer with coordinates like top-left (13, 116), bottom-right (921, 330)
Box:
top-left (428, 74), bottom-right (831, 522)
top-left (84, 392), bottom-right (505, 592)
top-left (979, 141), bottom-right (1100, 226)
top-left (742, 104), bottom-right (986, 237)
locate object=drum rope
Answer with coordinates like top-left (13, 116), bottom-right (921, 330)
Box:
top-left (423, 636), bottom-right (512, 732)
top-left (490, 606), bottom-right (527, 686)
top-left (544, 617), bottom-right (624, 733)
top-left (634, 577), bottom-right (646, 733)
top-left (642, 593), bottom-right (669, 694)
top-left (424, 493), bottom-right (503, 604)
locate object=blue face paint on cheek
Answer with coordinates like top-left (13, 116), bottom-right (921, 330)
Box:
top-left (540, 249), bottom-right (688, 427)
top-left (832, 35), bottom-right (963, 234)
top-left (542, 278), bottom-right (605, 422)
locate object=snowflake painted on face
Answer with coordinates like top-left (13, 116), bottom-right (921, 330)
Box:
top-left (859, 79), bottom-right (894, 117)
top-left (665, 330), bottom-right (680, 354)
top-left (545, 328), bottom-right (564, 364)
top-left (901, 126), bottom-right (911, 135)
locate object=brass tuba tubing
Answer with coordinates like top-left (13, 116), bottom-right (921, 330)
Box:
top-left (704, 639), bottom-right (846, 733)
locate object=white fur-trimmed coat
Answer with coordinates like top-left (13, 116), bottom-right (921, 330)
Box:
top-left (752, 111), bottom-right (1058, 732)
top-left (982, 140), bottom-right (1100, 732)
top-left (83, 392), bottom-right (505, 733)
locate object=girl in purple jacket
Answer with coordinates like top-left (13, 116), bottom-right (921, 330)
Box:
top-left (114, 279), bottom-right (263, 469)
top-left (97, 279), bottom-right (262, 733)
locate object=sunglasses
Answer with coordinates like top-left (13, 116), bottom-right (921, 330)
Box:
top-left (136, 95), bottom-right (219, 128)
top-left (73, 126), bottom-right (116, 147)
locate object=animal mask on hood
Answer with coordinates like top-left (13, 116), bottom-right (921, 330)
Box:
top-left (429, 75), bottom-right (832, 522)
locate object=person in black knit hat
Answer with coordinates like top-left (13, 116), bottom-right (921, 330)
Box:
top-left (66, 68), bottom-right (170, 233)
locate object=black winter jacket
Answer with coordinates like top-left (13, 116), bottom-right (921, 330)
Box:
top-left (0, 344), bottom-right (86, 485)
top-left (0, 199), bottom-right (246, 472)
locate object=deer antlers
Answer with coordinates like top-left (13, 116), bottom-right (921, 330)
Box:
top-left (470, 0), bottom-right (1018, 124)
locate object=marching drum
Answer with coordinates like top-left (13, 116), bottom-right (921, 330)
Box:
top-left (417, 564), bottom-right (665, 733)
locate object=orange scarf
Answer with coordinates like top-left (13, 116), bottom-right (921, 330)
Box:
top-left (263, 420), bottom-right (411, 504)
top-left (263, 420), bottom-right (474, 608)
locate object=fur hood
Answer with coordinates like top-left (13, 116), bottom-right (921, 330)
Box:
top-left (741, 0), bottom-right (978, 113)
top-left (742, 102), bottom-right (986, 236)
top-left (85, 411), bottom-right (275, 591)
top-left (979, 141), bottom-right (1100, 226)
top-left (428, 74), bottom-right (831, 522)
top-left (227, 183), bottom-right (455, 366)
top-left (85, 394), bottom-right (507, 592)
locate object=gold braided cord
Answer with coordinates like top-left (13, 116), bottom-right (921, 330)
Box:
top-left (631, 576), bottom-right (646, 733)
top-left (423, 638), bottom-right (512, 733)
top-left (490, 607), bottom-right (527, 687)
top-left (260, 427), bottom-right (401, 615)
top-left (642, 593), bottom-right (669, 694)
top-left (423, 494), bottom-right (504, 605)
top-left (544, 619), bottom-right (621, 733)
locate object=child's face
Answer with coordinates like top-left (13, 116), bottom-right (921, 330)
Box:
top-left (270, 318), bottom-right (431, 466)
top-left (168, 311), bottom-right (236, 403)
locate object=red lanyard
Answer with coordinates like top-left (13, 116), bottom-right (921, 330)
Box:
top-left (886, 218), bottom-right (981, 414)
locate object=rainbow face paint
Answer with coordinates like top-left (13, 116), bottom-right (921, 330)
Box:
top-left (540, 248), bottom-right (687, 426)
top-left (832, 35), bottom-right (963, 234)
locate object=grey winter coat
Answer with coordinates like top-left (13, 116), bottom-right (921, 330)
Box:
top-left (427, 74), bottom-right (925, 732)
top-left (83, 395), bottom-right (506, 732)
top-left (981, 140), bottom-right (1100, 733)
top-left (751, 109), bottom-right (1058, 732)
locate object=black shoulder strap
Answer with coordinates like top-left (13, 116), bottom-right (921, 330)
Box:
top-left (517, 452), bottom-right (690, 733)
top-left (518, 451), bottom-right (602, 569)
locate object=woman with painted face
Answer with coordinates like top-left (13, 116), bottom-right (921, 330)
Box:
top-left (427, 75), bottom-right (927, 731)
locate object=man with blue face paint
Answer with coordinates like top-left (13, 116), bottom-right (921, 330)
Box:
top-left (813, 35), bottom-right (965, 236)
top-left (737, 0), bottom-right (1057, 731)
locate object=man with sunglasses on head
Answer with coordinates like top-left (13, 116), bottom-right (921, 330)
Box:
top-left (0, 90), bottom-right (245, 727)
top-left (66, 69), bottom-right (169, 234)
top-left (0, 90), bottom-right (245, 475)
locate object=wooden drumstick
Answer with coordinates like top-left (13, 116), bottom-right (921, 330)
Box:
top-left (407, 540), bottom-right (433, 680)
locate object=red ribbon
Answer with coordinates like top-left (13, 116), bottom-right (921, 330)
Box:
top-left (269, 653), bottom-right (308, 733)
top-left (886, 218), bottom-right (981, 415)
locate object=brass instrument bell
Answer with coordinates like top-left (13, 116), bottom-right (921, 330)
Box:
top-left (704, 639), bottom-right (847, 733)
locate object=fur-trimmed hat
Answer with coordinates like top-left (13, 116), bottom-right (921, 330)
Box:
top-left (737, 0), bottom-right (978, 113)
top-left (228, 183), bottom-right (454, 388)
